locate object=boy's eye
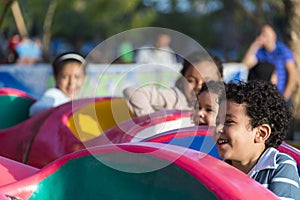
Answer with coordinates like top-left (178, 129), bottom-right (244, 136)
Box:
top-left (206, 108), bottom-right (213, 112)
top-left (225, 119), bottom-right (234, 125)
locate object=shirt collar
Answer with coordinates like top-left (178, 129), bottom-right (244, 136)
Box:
top-left (248, 147), bottom-right (278, 177)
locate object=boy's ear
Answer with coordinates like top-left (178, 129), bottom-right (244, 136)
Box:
top-left (255, 124), bottom-right (271, 143)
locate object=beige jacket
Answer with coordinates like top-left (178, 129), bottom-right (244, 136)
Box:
top-left (123, 77), bottom-right (194, 117)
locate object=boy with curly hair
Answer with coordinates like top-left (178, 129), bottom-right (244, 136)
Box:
top-left (214, 80), bottom-right (300, 199)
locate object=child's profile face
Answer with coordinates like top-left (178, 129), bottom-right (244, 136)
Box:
top-left (55, 62), bottom-right (86, 99)
top-left (214, 100), bottom-right (258, 162)
top-left (183, 61), bottom-right (220, 101)
top-left (193, 91), bottom-right (219, 126)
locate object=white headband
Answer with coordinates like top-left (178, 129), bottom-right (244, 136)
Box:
top-left (56, 53), bottom-right (86, 64)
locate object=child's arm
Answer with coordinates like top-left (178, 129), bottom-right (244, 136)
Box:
top-left (123, 85), bottom-right (183, 117)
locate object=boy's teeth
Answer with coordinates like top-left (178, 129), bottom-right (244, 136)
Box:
top-left (218, 139), bottom-right (228, 144)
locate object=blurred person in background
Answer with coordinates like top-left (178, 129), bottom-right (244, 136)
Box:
top-left (242, 24), bottom-right (297, 102)
top-left (15, 37), bottom-right (42, 65)
top-left (135, 32), bottom-right (178, 66)
top-left (29, 52), bottom-right (86, 117)
top-left (242, 24), bottom-right (297, 140)
top-left (7, 33), bottom-right (22, 63)
top-left (123, 52), bottom-right (223, 117)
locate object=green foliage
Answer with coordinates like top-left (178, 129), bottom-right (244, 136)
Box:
top-left (0, 0), bottom-right (287, 61)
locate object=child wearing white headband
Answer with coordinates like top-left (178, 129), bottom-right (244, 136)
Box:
top-left (29, 52), bottom-right (86, 117)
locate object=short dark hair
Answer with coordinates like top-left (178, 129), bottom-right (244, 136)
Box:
top-left (198, 80), bottom-right (225, 98)
top-left (196, 81), bottom-right (226, 110)
top-left (52, 52), bottom-right (86, 77)
top-left (224, 80), bottom-right (292, 148)
top-left (247, 62), bottom-right (275, 82)
top-left (181, 51), bottom-right (223, 77)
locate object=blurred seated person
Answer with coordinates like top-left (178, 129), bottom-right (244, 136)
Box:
top-left (135, 32), bottom-right (178, 66)
top-left (7, 33), bottom-right (22, 63)
top-left (15, 37), bottom-right (42, 65)
top-left (123, 52), bottom-right (223, 117)
top-left (247, 62), bottom-right (277, 85)
top-left (29, 52), bottom-right (86, 117)
top-left (242, 24), bottom-right (297, 101)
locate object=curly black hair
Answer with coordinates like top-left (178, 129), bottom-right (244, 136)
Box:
top-left (224, 80), bottom-right (292, 148)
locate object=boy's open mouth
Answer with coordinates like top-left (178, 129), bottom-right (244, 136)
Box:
top-left (217, 138), bottom-right (229, 145)
top-left (199, 122), bottom-right (208, 126)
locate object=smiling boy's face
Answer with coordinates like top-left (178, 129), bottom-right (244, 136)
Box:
top-left (214, 100), bottom-right (259, 163)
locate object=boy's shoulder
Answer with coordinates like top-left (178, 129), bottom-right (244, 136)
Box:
top-left (275, 150), bottom-right (297, 165)
top-left (256, 147), bottom-right (296, 171)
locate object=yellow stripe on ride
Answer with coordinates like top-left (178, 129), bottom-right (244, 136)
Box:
top-left (67, 98), bottom-right (133, 141)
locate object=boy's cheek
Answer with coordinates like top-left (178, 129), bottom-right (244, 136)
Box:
top-left (212, 132), bottom-right (220, 142)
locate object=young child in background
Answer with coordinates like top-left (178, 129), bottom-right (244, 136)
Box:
top-left (214, 80), bottom-right (300, 199)
top-left (123, 51), bottom-right (223, 117)
top-left (29, 52), bottom-right (86, 117)
top-left (192, 80), bottom-right (225, 126)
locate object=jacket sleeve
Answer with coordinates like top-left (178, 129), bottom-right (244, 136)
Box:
top-left (123, 85), bottom-right (180, 117)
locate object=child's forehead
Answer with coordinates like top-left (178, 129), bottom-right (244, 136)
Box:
top-left (219, 100), bottom-right (247, 115)
top-left (198, 91), bottom-right (219, 100)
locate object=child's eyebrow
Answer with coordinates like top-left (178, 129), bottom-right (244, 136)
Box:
top-left (225, 113), bottom-right (235, 119)
top-left (186, 74), bottom-right (198, 78)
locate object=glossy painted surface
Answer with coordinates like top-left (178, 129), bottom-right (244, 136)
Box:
top-left (0, 97), bottom-right (124, 168)
top-left (0, 143), bottom-right (277, 200)
top-left (68, 98), bottom-right (133, 141)
top-left (144, 126), bottom-right (220, 159)
top-left (27, 97), bottom-right (124, 168)
top-left (0, 156), bottom-right (38, 187)
top-left (85, 109), bottom-right (193, 147)
top-left (0, 88), bottom-right (35, 129)
top-left (145, 126), bottom-right (300, 176)
top-left (0, 96), bottom-right (191, 168)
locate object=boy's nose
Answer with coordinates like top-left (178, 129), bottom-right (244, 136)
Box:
top-left (199, 110), bottom-right (205, 118)
top-left (215, 124), bottom-right (224, 135)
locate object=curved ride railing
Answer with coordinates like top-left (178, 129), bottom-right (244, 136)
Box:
top-left (0, 143), bottom-right (278, 200)
top-left (0, 88), bottom-right (35, 129)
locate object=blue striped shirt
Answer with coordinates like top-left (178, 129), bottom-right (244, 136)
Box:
top-left (248, 147), bottom-right (300, 199)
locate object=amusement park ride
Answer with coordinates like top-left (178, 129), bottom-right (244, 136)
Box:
top-left (0, 88), bottom-right (299, 200)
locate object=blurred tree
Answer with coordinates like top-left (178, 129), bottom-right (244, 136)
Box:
top-left (0, 0), bottom-right (300, 63)
top-left (0, 0), bottom-right (156, 59)
top-left (282, 0), bottom-right (300, 122)
top-left (0, 0), bottom-right (14, 31)
top-left (283, 0), bottom-right (300, 64)
top-left (145, 0), bottom-right (287, 61)
top-left (42, 0), bottom-right (57, 61)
